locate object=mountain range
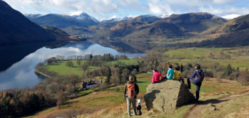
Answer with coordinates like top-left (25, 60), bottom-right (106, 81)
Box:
top-left (1, 0), bottom-right (249, 48)
top-left (26, 12), bottom-right (100, 28)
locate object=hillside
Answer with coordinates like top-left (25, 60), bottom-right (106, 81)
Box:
top-left (29, 13), bottom-right (99, 28)
top-left (43, 26), bottom-right (86, 42)
top-left (198, 14), bottom-right (249, 47)
top-left (163, 12), bottom-right (227, 32)
top-left (0, 0), bottom-right (55, 44)
top-left (95, 12), bottom-right (227, 42)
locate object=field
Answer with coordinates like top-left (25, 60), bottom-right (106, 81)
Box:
top-left (44, 59), bottom-right (137, 76)
top-left (164, 47), bottom-right (249, 70)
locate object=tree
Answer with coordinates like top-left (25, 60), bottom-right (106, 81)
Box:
top-left (131, 69), bottom-right (137, 75)
top-left (208, 53), bottom-right (215, 59)
top-left (118, 67), bottom-right (123, 83)
top-left (66, 60), bottom-right (74, 67)
top-left (77, 60), bottom-right (81, 66)
top-left (56, 92), bottom-right (67, 109)
top-left (106, 67), bottom-right (111, 84)
top-left (154, 60), bottom-right (159, 69)
top-left (81, 63), bottom-right (88, 73)
top-left (68, 74), bottom-right (80, 89)
top-left (223, 64), bottom-right (233, 76)
top-left (180, 64), bottom-right (184, 72)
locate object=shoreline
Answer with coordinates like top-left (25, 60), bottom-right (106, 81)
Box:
top-left (34, 69), bottom-right (52, 78)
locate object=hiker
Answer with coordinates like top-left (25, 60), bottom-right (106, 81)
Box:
top-left (151, 69), bottom-right (164, 84)
top-left (124, 76), bottom-right (139, 117)
top-left (166, 64), bottom-right (174, 80)
top-left (187, 64), bottom-right (204, 101)
top-left (173, 65), bottom-right (185, 84)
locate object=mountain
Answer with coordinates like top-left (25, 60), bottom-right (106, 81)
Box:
top-left (95, 12), bottom-right (226, 42)
top-left (101, 16), bottom-right (133, 23)
top-left (64, 12), bottom-right (99, 23)
top-left (0, 0), bottom-right (55, 44)
top-left (28, 12), bottom-right (99, 28)
top-left (129, 15), bottom-right (161, 23)
top-left (163, 12), bottom-right (227, 32)
top-left (198, 14), bottom-right (249, 47)
top-left (43, 26), bottom-right (85, 41)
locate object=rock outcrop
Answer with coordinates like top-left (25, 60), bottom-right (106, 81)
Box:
top-left (144, 80), bottom-right (195, 113)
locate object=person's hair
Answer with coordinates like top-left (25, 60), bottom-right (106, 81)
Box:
top-left (168, 64), bottom-right (173, 68)
top-left (195, 64), bottom-right (201, 69)
top-left (175, 66), bottom-right (180, 70)
top-left (129, 76), bottom-right (134, 81)
top-left (153, 69), bottom-right (158, 72)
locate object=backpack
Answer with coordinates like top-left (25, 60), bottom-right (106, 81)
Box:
top-left (195, 70), bottom-right (204, 83)
top-left (127, 84), bottom-right (135, 98)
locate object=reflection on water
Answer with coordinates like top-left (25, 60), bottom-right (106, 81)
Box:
top-left (0, 42), bottom-right (146, 91)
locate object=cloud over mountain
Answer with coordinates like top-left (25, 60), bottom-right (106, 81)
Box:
top-left (4, 0), bottom-right (249, 20)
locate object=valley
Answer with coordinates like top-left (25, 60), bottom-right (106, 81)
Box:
top-left (1, 0), bottom-right (249, 118)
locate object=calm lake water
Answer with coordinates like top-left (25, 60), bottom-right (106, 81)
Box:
top-left (0, 42), bottom-right (146, 91)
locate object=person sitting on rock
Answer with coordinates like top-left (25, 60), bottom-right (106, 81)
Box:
top-left (166, 64), bottom-right (174, 80)
top-left (124, 76), bottom-right (139, 117)
top-left (151, 69), bottom-right (164, 84)
top-left (187, 64), bottom-right (204, 101)
top-left (173, 65), bottom-right (185, 84)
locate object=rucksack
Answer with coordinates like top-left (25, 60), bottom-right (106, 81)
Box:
top-left (127, 84), bottom-right (135, 98)
top-left (195, 70), bottom-right (204, 83)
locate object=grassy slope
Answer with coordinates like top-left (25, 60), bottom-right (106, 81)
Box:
top-left (165, 47), bottom-right (249, 70)
top-left (24, 72), bottom-right (248, 118)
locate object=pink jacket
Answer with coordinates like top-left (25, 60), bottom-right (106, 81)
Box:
top-left (152, 71), bottom-right (163, 84)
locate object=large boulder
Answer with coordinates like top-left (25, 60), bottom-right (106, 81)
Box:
top-left (144, 80), bottom-right (195, 113)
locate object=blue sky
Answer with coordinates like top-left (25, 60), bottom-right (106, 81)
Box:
top-left (4, 0), bottom-right (249, 21)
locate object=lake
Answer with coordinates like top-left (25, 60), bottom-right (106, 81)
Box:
top-left (0, 41), bottom-right (146, 91)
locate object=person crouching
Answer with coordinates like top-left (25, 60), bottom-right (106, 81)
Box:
top-left (124, 76), bottom-right (140, 117)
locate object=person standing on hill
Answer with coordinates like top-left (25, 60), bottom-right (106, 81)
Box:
top-left (151, 69), bottom-right (164, 84)
top-left (166, 64), bottom-right (174, 80)
top-left (187, 64), bottom-right (204, 101)
top-left (124, 76), bottom-right (139, 117)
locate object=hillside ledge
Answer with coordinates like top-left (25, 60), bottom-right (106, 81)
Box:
top-left (144, 80), bottom-right (195, 113)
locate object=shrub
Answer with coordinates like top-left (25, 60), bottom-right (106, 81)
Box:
top-left (100, 83), bottom-right (108, 90)
top-left (204, 70), bottom-right (214, 78)
top-left (115, 88), bottom-right (120, 92)
top-left (216, 78), bottom-right (223, 83)
top-left (237, 71), bottom-right (249, 85)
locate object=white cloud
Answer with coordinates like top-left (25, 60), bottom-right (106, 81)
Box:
top-left (199, 6), bottom-right (249, 16)
top-left (3, 0), bottom-right (249, 20)
top-left (148, 0), bottom-right (174, 15)
top-left (222, 14), bottom-right (241, 19)
top-left (4, 0), bottom-right (119, 15)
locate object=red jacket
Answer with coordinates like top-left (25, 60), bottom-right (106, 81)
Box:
top-left (152, 71), bottom-right (163, 84)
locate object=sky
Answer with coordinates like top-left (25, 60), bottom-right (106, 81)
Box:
top-left (3, 0), bottom-right (249, 21)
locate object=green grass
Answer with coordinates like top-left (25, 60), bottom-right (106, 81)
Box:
top-left (106, 59), bottom-right (137, 65)
top-left (164, 47), bottom-right (249, 71)
top-left (44, 60), bottom-right (87, 76)
top-left (44, 59), bottom-right (138, 76)
top-left (136, 73), bottom-right (152, 92)
top-left (164, 48), bottom-right (224, 58)
top-left (78, 89), bottom-right (96, 95)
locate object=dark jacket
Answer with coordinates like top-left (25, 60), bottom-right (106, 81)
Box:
top-left (124, 81), bottom-right (139, 98)
top-left (189, 69), bottom-right (204, 82)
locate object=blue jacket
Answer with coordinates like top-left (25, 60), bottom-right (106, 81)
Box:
top-left (189, 69), bottom-right (204, 82)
